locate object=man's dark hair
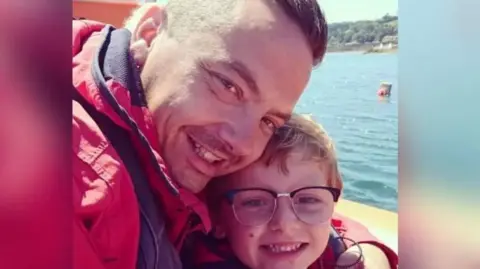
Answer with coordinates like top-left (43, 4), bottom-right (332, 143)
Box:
top-left (165, 0), bottom-right (328, 66)
top-left (275, 0), bottom-right (328, 66)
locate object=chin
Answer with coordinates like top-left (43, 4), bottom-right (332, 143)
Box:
top-left (216, 165), bottom-right (242, 177)
top-left (173, 167), bottom-right (210, 193)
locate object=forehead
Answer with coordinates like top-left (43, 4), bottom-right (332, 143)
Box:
top-left (225, 154), bottom-right (328, 192)
top-left (233, 1), bottom-right (312, 99)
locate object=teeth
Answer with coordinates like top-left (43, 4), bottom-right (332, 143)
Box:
top-left (267, 243), bottom-right (302, 253)
top-left (194, 142), bottom-right (223, 163)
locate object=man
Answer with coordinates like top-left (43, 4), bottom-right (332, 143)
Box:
top-left (72, 1), bottom-right (327, 269)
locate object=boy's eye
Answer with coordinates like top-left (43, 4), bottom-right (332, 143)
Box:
top-left (297, 196), bottom-right (322, 204)
top-left (240, 198), bottom-right (268, 208)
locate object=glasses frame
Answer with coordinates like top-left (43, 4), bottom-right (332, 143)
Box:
top-left (224, 186), bottom-right (341, 226)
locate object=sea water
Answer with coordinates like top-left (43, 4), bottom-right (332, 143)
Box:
top-left (296, 51), bottom-right (398, 212)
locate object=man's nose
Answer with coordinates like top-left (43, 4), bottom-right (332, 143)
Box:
top-left (218, 117), bottom-right (258, 157)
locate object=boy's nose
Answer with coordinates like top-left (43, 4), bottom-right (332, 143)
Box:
top-left (268, 197), bottom-right (301, 232)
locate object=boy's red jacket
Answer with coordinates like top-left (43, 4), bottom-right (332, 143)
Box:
top-left (72, 19), bottom-right (211, 269)
top-left (192, 213), bottom-right (398, 269)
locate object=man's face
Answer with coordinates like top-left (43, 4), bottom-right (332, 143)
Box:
top-left (141, 1), bottom-right (313, 192)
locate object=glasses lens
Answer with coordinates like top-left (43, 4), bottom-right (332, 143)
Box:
top-left (232, 189), bottom-right (275, 226)
top-left (292, 188), bottom-right (335, 224)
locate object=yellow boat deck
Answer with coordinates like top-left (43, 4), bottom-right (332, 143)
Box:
top-left (336, 199), bottom-right (398, 253)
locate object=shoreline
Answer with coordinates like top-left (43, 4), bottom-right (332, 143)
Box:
top-left (327, 47), bottom-right (398, 54)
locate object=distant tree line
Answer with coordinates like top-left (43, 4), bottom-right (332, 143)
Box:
top-left (327, 14), bottom-right (398, 47)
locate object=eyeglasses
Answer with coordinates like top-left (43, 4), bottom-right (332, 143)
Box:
top-left (224, 186), bottom-right (340, 226)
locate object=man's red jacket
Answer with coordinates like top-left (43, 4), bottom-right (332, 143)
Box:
top-left (72, 19), bottom-right (210, 269)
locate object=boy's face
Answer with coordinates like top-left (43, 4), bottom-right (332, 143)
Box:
top-left (214, 154), bottom-right (336, 269)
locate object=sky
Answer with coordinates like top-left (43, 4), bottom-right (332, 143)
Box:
top-left (319, 0), bottom-right (398, 23)
top-left (155, 0), bottom-right (398, 24)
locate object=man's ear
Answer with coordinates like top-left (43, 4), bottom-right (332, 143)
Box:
top-left (130, 4), bottom-right (166, 46)
top-left (127, 3), bottom-right (166, 66)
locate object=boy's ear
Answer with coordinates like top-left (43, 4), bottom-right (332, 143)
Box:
top-left (209, 209), bottom-right (227, 239)
top-left (212, 225), bottom-right (226, 239)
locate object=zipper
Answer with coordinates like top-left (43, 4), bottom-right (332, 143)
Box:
top-left (174, 212), bottom-right (201, 250)
top-left (139, 207), bottom-right (160, 269)
top-left (174, 214), bottom-right (192, 249)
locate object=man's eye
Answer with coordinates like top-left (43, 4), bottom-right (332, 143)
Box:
top-left (218, 77), bottom-right (240, 96)
top-left (262, 118), bottom-right (277, 131)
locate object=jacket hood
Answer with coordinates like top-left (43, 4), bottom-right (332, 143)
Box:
top-left (72, 20), bottom-right (211, 235)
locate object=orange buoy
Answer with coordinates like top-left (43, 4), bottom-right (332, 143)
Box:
top-left (377, 82), bottom-right (392, 97)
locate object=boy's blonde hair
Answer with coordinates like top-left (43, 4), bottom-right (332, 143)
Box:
top-left (206, 114), bottom-right (343, 213)
top-left (261, 113), bottom-right (343, 190)
top-left (208, 114), bottom-right (343, 193)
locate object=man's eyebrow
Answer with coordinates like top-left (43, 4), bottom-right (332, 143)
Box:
top-left (271, 110), bottom-right (291, 122)
top-left (220, 59), bottom-right (260, 96)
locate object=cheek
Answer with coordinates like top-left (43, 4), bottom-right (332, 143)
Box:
top-left (219, 208), bottom-right (262, 257)
top-left (144, 56), bottom-right (201, 120)
top-left (227, 224), bottom-right (258, 247)
top-left (227, 224), bottom-right (264, 267)
top-left (253, 135), bottom-right (270, 157)
top-left (235, 134), bottom-right (270, 167)
top-left (149, 77), bottom-right (214, 143)
top-left (160, 78), bottom-right (224, 127)
top-left (307, 224), bottom-right (331, 255)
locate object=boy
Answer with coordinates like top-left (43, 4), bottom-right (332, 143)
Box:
top-left (191, 114), bottom-right (397, 269)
